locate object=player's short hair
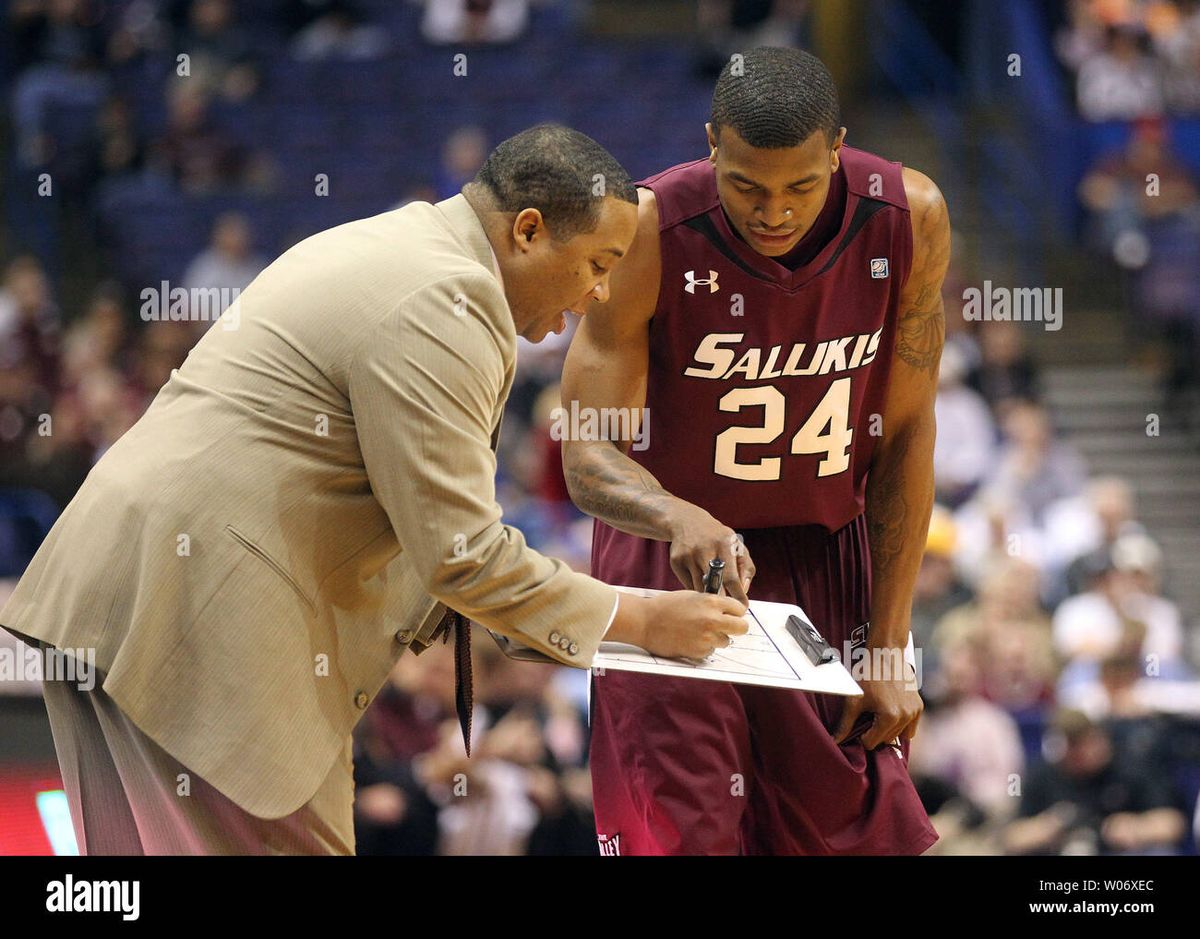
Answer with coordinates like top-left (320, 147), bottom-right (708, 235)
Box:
top-left (468, 123), bottom-right (637, 241)
top-left (711, 47), bottom-right (841, 149)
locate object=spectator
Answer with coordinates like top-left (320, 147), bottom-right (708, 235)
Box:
top-left (0, 257), bottom-right (62, 486)
top-left (967, 321), bottom-right (1040, 412)
top-left (173, 0), bottom-right (260, 101)
top-left (0, 255), bottom-right (61, 409)
top-left (16, 392), bottom-right (94, 509)
top-left (9, 0), bottom-right (109, 167)
top-left (909, 504), bottom-right (974, 664)
top-left (287, 0), bottom-right (390, 61)
top-left (351, 651), bottom-right (453, 854)
top-left (933, 343), bottom-right (995, 507)
top-left (1152, 0), bottom-right (1200, 113)
top-left (149, 82), bottom-right (249, 192)
top-left (695, 1), bottom-right (809, 77)
top-left (910, 640), bottom-right (1026, 823)
top-left (94, 95), bottom-right (146, 180)
top-left (1075, 24), bottom-right (1164, 122)
top-left (1052, 533), bottom-right (1187, 684)
top-left (1004, 708), bottom-right (1187, 855)
top-left (979, 399), bottom-right (1088, 526)
top-left (418, 0), bottom-right (530, 46)
top-left (1079, 117), bottom-right (1200, 412)
top-left (1058, 0), bottom-right (1200, 118)
top-left (73, 364), bottom-right (141, 460)
top-left (435, 126), bottom-right (489, 202)
top-left (1045, 476), bottom-right (1145, 598)
top-left (126, 321), bottom-right (194, 411)
top-left (1055, 0), bottom-right (1108, 73)
top-left (1078, 116), bottom-right (1199, 266)
top-left (1060, 646), bottom-right (1200, 721)
top-left (182, 212), bottom-right (266, 325)
top-left (932, 556), bottom-right (1059, 711)
top-left (59, 281), bottom-right (130, 387)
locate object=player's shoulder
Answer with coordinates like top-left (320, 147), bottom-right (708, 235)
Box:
top-left (600, 184), bottom-right (662, 320)
top-left (635, 185), bottom-right (659, 240)
top-left (577, 184), bottom-right (663, 330)
top-left (635, 159), bottom-right (719, 230)
top-left (900, 166), bottom-right (947, 220)
top-left (899, 166), bottom-right (950, 248)
top-left (839, 145), bottom-right (910, 208)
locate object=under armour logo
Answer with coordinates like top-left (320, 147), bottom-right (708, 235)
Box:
top-left (684, 270), bottom-right (719, 294)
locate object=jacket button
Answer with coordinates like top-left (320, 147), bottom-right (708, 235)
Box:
top-left (568, 642), bottom-right (579, 656)
top-left (395, 629), bottom-right (413, 644)
top-left (559, 635), bottom-right (571, 650)
top-left (354, 691), bottom-right (369, 709)
top-left (549, 630), bottom-right (561, 644)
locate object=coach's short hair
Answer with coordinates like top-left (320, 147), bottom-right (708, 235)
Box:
top-left (468, 123), bottom-right (637, 241)
top-left (711, 47), bottom-right (841, 149)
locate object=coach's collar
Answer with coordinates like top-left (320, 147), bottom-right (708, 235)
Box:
top-left (436, 193), bottom-right (503, 289)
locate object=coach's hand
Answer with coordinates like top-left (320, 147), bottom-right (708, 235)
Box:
top-left (638, 591), bottom-right (749, 661)
top-left (666, 504), bottom-right (756, 604)
top-left (833, 658), bottom-right (923, 751)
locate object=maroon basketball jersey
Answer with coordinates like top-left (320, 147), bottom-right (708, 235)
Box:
top-left (617, 146), bottom-right (911, 533)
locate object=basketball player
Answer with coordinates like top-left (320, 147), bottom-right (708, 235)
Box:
top-left (560, 47), bottom-right (949, 855)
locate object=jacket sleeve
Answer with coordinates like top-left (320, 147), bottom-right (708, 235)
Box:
top-left (348, 272), bottom-right (618, 667)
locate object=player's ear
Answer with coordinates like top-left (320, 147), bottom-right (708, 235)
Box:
top-left (705, 122), bottom-right (718, 160)
top-left (829, 127), bottom-right (847, 171)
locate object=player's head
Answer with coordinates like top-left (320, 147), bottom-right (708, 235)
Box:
top-left (707, 47), bottom-right (847, 258)
top-left (464, 123), bottom-right (639, 343)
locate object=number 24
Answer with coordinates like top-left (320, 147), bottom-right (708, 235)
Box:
top-left (714, 378), bottom-right (852, 481)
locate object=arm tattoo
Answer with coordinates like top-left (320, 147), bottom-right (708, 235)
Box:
top-left (896, 284), bottom-right (945, 376)
top-left (866, 423), bottom-right (915, 573)
top-left (897, 183), bottom-right (949, 377)
top-left (564, 442), bottom-right (677, 540)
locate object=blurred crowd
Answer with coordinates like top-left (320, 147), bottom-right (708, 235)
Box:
top-left (2, 0), bottom-right (1198, 856)
top-left (1077, 116), bottom-right (1200, 414)
top-left (912, 282), bottom-right (1200, 854)
top-left (1056, 0), bottom-right (1200, 120)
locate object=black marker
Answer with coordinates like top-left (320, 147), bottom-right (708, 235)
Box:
top-left (703, 558), bottom-right (724, 594)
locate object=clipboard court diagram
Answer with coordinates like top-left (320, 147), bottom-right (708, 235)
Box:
top-left (593, 586), bottom-right (864, 696)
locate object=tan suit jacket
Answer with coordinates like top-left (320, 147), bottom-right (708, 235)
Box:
top-left (0, 194), bottom-right (618, 818)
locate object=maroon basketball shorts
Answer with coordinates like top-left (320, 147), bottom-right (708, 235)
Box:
top-left (588, 513), bottom-right (939, 856)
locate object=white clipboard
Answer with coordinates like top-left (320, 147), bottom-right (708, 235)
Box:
top-left (487, 585), bottom-right (869, 698)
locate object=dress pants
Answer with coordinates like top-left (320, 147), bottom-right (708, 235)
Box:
top-left (35, 641), bottom-right (356, 856)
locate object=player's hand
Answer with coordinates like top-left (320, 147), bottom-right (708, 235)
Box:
top-left (665, 504), bottom-right (756, 604)
top-left (832, 656), bottom-right (923, 750)
top-left (640, 590), bottom-right (749, 661)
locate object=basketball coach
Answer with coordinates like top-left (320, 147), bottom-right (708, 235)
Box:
top-left (0, 124), bottom-right (746, 855)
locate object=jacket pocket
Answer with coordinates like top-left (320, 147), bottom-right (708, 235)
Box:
top-left (224, 524), bottom-right (316, 615)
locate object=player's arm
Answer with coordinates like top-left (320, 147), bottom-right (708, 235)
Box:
top-left (866, 169), bottom-right (949, 651)
top-left (835, 168), bottom-right (948, 749)
top-left (561, 187), bottom-right (755, 603)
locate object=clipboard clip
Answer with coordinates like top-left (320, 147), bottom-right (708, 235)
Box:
top-left (785, 614), bottom-right (838, 666)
